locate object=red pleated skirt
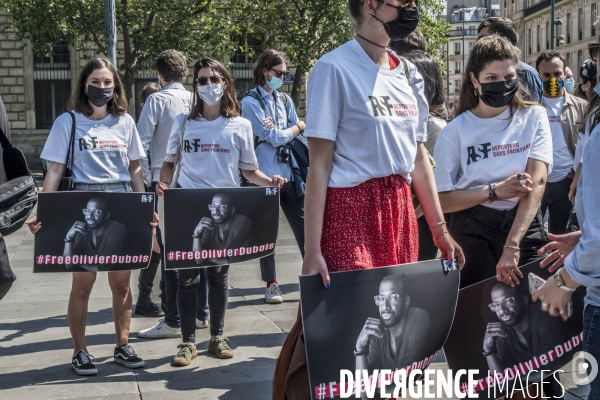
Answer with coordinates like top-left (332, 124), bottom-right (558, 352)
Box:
top-left (321, 174), bottom-right (419, 273)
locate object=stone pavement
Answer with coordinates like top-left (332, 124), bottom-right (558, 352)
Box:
top-left (0, 208), bottom-right (591, 399)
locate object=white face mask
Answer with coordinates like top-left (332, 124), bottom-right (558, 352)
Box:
top-left (197, 84), bottom-right (224, 106)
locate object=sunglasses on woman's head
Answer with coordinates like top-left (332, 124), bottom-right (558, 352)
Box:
top-left (196, 75), bottom-right (222, 86)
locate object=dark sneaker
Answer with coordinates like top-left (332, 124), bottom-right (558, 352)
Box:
top-left (135, 298), bottom-right (165, 317)
top-left (114, 344), bottom-right (145, 368)
top-left (208, 336), bottom-right (234, 359)
top-left (172, 343), bottom-right (197, 366)
top-left (72, 349), bottom-right (98, 376)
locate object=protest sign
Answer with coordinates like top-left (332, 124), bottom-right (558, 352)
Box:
top-left (300, 259), bottom-right (460, 399)
top-left (34, 192), bottom-right (154, 273)
top-left (443, 259), bottom-right (585, 399)
top-left (163, 186), bottom-right (279, 269)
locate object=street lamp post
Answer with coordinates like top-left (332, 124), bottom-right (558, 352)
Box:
top-left (462, 5), bottom-right (466, 70)
top-left (550, 0), bottom-right (555, 49)
top-left (104, 0), bottom-right (117, 66)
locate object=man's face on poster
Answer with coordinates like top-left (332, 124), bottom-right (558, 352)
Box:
top-left (209, 194), bottom-right (233, 224)
top-left (489, 285), bottom-right (526, 328)
top-left (376, 279), bottom-right (409, 328)
top-left (82, 199), bottom-right (108, 229)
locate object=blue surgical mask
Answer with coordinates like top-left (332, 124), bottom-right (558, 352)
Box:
top-left (564, 77), bottom-right (575, 93)
top-left (267, 73), bottom-right (283, 90)
top-left (594, 81), bottom-right (600, 97)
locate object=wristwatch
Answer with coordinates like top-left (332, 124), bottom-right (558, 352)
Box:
top-left (554, 267), bottom-right (575, 292)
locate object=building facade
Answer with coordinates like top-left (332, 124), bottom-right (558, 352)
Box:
top-left (444, 1), bottom-right (500, 108)
top-left (0, 8), bottom-right (305, 169)
top-left (503, 0), bottom-right (599, 75)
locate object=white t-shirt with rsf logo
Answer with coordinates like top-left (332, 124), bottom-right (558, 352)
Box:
top-left (166, 114), bottom-right (258, 189)
top-left (433, 106), bottom-right (554, 211)
top-left (543, 96), bottom-right (573, 182)
top-left (41, 112), bottom-right (145, 184)
top-left (304, 39), bottom-right (428, 188)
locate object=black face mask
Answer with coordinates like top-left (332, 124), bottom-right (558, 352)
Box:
top-left (373, 6), bottom-right (420, 41)
top-left (86, 84), bottom-right (114, 107)
top-left (478, 79), bottom-right (518, 108)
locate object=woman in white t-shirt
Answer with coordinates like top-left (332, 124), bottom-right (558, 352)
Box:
top-left (434, 35), bottom-right (553, 290)
top-left (26, 58), bottom-right (148, 376)
top-left (155, 58), bottom-right (285, 366)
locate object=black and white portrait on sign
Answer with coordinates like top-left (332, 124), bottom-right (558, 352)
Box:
top-left (163, 187), bottom-right (279, 269)
top-left (34, 192), bottom-right (155, 273)
top-left (355, 274), bottom-right (430, 376)
top-left (483, 282), bottom-right (571, 374)
top-left (191, 192), bottom-right (254, 266)
top-left (443, 259), bottom-right (585, 400)
top-left (300, 259), bottom-right (459, 400)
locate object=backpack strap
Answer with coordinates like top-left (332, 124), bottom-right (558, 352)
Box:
top-left (247, 90), bottom-right (267, 114)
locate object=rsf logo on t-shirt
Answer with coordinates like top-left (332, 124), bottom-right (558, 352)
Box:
top-left (368, 96), bottom-right (418, 117)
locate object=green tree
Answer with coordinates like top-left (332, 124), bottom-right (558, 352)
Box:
top-left (0, 0), bottom-right (236, 101)
top-left (240, 0), bottom-right (448, 107)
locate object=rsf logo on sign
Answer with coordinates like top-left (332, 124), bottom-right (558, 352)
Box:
top-left (572, 351), bottom-right (599, 385)
top-left (141, 194), bottom-right (154, 203)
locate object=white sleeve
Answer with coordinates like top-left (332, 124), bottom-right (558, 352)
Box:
top-left (238, 119), bottom-right (258, 170)
top-left (528, 107), bottom-right (554, 172)
top-left (406, 61), bottom-right (429, 143)
top-left (433, 125), bottom-right (461, 192)
top-left (126, 116), bottom-right (146, 161)
top-left (166, 114), bottom-right (186, 156)
top-left (304, 59), bottom-right (343, 141)
top-left (40, 112), bottom-right (73, 164)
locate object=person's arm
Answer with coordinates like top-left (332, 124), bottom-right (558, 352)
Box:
top-left (569, 162), bottom-right (582, 204)
top-left (412, 143), bottom-right (465, 267)
top-left (156, 161), bottom-right (175, 196)
top-left (301, 138), bottom-right (334, 287)
top-left (241, 96), bottom-right (303, 146)
top-left (438, 174), bottom-right (533, 214)
top-left (137, 96), bottom-right (159, 184)
top-left (496, 158), bottom-right (549, 286)
top-left (241, 169), bottom-right (286, 188)
top-left (25, 162), bottom-right (66, 234)
top-left (129, 160), bottom-right (145, 193)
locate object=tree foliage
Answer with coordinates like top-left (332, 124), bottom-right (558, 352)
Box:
top-left (418, 0), bottom-right (449, 64)
top-left (0, 0), bottom-right (237, 100)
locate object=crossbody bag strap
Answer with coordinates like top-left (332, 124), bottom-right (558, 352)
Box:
top-left (400, 56), bottom-right (410, 85)
top-left (67, 112), bottom-right (76, 172)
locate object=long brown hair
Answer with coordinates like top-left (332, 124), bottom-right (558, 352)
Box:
top-left (67, 58), bottom-right (128, 117)
top-left (253, 49), bottom-right (288, 87)
top-left (454, 35), bottom-right (536, 118)
top-left (189, 58), bottom-right (240, 120)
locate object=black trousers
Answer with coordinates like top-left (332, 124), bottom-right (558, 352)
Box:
top-left (260, 181), bottom-right (305, 282)
top-left (417, 216), bottom-right (439, 261)
top-left (449, 205), bottom-right (548, 289)
top-left (541, 176), bottom-right (573, 234)
top-left (178, 265), bottom-right (229, 343)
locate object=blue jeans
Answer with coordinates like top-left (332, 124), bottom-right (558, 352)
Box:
top-left (149, 182), bottom-right (208, 327)
top-left (584, 305), bottom-right (600, 400)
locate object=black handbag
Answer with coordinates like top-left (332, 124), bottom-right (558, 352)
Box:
top-left (57, 112), bottom-right (76, 191)
top-left (0, 126), bottom-right (37, 236)
top-left (0, 232), bottom-right (15, 300)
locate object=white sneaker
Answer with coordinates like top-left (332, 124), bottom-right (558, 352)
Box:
top-left (196, 319), bottom-right (208, 329)
top-left (137, 319), bottom-right (181, 339)
top-left (265, 283), bottom-right (283, 304)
